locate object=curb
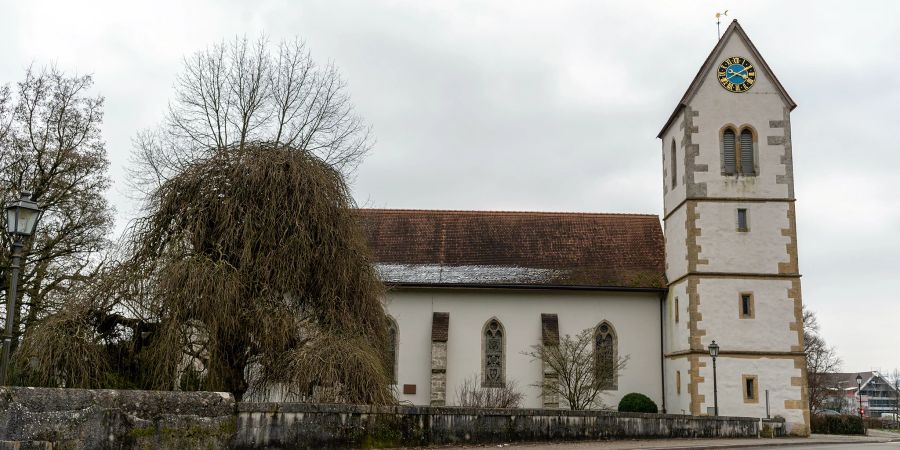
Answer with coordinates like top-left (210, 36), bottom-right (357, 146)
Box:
top-left (653, 437), bottom-right (900, 450)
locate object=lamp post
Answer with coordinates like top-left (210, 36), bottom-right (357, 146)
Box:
top-left (709, 340), bottom-right (720, 416)
top-left (2, 191), bottom-right (43, 385)
top-left (856, 373), bottom-right (863, 418)
top-left (894, 378), bottom-right (898, 428)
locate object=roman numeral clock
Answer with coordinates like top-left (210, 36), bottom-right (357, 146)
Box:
top-left (718, 56), bottom-right (756, 92)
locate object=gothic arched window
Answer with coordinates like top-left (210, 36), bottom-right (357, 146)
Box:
top-left (386, 316), bottom-right (398, 384)
top-left (482, 318), bottom-right (505, 387)
top-left (722, 127), bottom-right (737, 175)
top-left (594, 321), bottom-right (618, 390)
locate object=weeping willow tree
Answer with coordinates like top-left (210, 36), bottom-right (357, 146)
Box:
top-left (17, 144), bottom-right (392, 403)
top-left (12, 36), bottom-right (394, 402)
top-left (15, 36), bottom-right (390, 403)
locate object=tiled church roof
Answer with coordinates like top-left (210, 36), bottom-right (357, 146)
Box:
top-left (357, 209), bottom-right (666, 290)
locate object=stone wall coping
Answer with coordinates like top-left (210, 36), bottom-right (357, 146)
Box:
top-left (237, 402), bottom-right (758, 422)
top-left (2, 387), bottom-right (760, 425)
top-left (1, 386), bottom-right (235, 417)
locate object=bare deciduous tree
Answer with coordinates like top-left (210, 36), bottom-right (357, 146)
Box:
top-left (804, 306), bottom-right (842, 412)
top-left (0, 66), bottom-right (113, 355)
top-left (130, 36), bottom-right (372, 193)
top-left (523, 327), bottom-right (628, 410)
top-left (455, 374), bottom-right (524, 408)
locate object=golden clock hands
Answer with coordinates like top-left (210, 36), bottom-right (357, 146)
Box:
top-left (726, 67), bottom-right (750, 80)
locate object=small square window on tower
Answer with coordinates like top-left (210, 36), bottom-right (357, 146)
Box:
top-left (737, 208), bottom-right (749, 232)
top-left (739, 293), bottom-right (754, 319)
top-left (743, 375), bottom-right (759, 404)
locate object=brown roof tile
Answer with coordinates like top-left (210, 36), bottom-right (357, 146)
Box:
top-left (357, 209), bottom-right (666, 290)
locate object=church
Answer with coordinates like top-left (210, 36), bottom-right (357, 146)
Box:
top-left (359, 20), bottom-right (810, 436)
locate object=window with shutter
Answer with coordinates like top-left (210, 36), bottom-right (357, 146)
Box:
top-left (740, 129), bottom-right (755, 175)
top-left (723, 129), bottom-right (736, 174)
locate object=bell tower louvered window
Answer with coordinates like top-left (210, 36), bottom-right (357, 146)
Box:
top-left (740, 129), bottom-right (755, 175)
top-left (723, 128), bottom-right (736, 175)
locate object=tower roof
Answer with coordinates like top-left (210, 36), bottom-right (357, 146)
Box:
top-left (657, 19), bottom-right (797, 138)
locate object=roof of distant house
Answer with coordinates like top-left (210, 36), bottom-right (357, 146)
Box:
top-left (818, 372), bottom-right (897, 392)
top-left (357, 209), bottom-right (666, 290)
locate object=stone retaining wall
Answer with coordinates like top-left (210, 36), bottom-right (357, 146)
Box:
top-left (0, 387), bottom-right (235, 449)
top-left (0, 387), bottom-right (763, 449)
top-left (236, 403), bottom-right (760, 449)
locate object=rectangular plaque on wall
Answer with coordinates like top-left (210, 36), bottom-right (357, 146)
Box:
top-left (403, 384), bottom-right (416, 395)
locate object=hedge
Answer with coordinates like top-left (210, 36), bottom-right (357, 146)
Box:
top-left (810, 414), bottom-right (865, 435)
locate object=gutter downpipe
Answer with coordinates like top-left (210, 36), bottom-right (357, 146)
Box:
top-left (660, 292), bottom-right (667, 414)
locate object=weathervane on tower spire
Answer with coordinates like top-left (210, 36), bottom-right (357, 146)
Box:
top-left (715, 10), bottom-right (729, 39)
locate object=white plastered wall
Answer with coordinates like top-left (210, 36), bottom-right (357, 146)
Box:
top-left (664, 281), bottom-right (690, 354)
top-left (696, 355), bottom-right (806, 433)
top-left (664, 357), bottom-right (692, 415)
top-left (664, 206), bottom-right (688, 281)
top-left (695, 201), bottom-right (791, 274)
top-left (661, 111), bottom-right (686, 214)
top-left (384, 288), bottom-right (663, 409)
top-left (696, 278), bottom-right (796, 352)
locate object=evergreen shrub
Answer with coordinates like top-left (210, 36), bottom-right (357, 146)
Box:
top-left (617, 393), bottom-right (658, 413)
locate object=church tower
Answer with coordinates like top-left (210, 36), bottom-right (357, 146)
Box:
top-left (659, 20), bottom-right (809, 435)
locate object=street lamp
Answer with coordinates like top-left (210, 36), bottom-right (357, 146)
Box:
top-left (709, 340), bottom-right (720, 416)
top-left (894, 378), bottom-right (898, 428)
top-left (856, 373), bottom-right (863, 417)
top-left (2, 191), bottom-right (43, 385)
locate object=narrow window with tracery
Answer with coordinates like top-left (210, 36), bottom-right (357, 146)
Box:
top-left (483, 318), bottom-right (505, 387)
top-left (594, 321), bottom-right (618, 390)
top-left (386, 316), bottom-right (398, 384)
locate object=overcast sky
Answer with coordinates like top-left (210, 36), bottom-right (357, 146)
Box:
top-left (1, 0), bottom-right (898, 375)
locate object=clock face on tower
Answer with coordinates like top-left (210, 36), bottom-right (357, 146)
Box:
top-left (717, 56), bottom-right (756, 93)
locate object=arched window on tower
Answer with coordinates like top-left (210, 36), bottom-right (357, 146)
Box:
top-left (594, 321), bottom-right (618, 390)
top-left (739, 128), bottom-right (756, 175)
top-left (482, 318), bottom-right (505, 387)
top-left (386, 316), bottom-right (398, 384)
top-left (722, 128), bottom-right (737, 175)
top-left (671, 139), bottom-right (678, 189)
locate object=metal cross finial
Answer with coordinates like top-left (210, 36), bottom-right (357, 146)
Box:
top-left (715, 10), bottom-right (729, 39)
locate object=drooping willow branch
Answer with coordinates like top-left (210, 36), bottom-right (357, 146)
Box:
top-left (18, 143), bottom-right (393, 404)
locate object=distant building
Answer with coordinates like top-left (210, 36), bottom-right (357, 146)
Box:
top-left (820, 372), bottom-right (899, 417)
top-left (361, 20), bottom-right (810, 435)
